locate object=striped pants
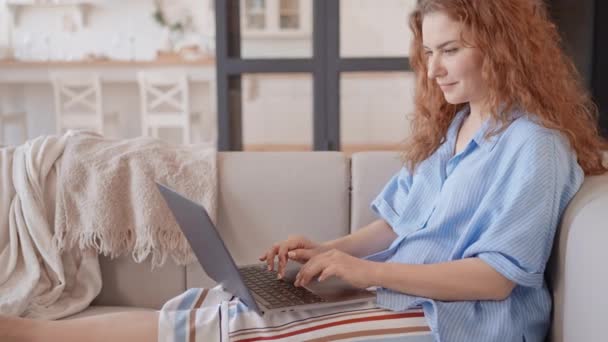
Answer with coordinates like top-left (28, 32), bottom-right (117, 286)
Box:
top-left (158, 286), bottom-right (434, 342)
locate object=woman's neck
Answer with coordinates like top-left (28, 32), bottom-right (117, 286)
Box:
top-left (468, 100), bottom-right (490, 124)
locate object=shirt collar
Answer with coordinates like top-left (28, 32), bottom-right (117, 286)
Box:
top-left (448, 103), bottom-right (524, 153)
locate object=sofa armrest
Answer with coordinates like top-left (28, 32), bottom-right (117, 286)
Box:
top-left (546, 173), bottom-right (608, 342)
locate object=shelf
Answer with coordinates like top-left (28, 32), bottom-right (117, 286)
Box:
top-left (6, 1), bottom-right (99, 27)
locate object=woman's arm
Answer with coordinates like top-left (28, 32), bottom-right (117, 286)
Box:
top-left (263, 219), bottom-right (397, 278)
top-left (371, 257), bottom-right (516, 301)
top-left (320, 219), bottom-right (397, 258)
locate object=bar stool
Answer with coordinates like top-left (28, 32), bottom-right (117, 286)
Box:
top-left (0, 90), bottom-right (28, 145)
top-left (51, 72), bottom-right (104, 135)
top-left (194, 80), bottom-right (218, 147)
top-left (137, 70), bottom-right (191, 144)
top-left (0, 111), bottom-right (28, 145)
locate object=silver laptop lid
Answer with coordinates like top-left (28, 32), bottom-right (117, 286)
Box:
top-left (156, 183), bottom-right (261, 313)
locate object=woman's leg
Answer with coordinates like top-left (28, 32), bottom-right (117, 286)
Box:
top-left (1, 311), bottom-right (159, 342)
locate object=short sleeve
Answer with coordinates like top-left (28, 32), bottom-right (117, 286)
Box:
top-left (370, 166), bottom-right (412, 229)
top-left (463, 133), bottom-right (584, 288)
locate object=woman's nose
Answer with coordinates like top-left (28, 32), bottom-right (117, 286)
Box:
top-left (427, 55), bottom-right (445, 79)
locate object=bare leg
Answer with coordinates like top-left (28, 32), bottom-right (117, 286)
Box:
top-left (0, 315), bottom-right (26, 341)
top-left (1, 311), bottom-right (159, 342)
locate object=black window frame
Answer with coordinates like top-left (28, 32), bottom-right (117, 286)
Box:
top-left (215, 0), bottom-right (412, 151)
top-left (592, 0), bottom-right (608, 137)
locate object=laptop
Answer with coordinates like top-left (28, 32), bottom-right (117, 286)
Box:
top-left (156, 183), bottom-right (376, 315)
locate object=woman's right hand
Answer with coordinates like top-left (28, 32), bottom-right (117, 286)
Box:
top-left (259, 235), bottom-right (322, 279)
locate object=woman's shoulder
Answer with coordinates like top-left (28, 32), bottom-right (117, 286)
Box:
top-left (491, 112), bottom-right (581, 179)
top-left (505, 112), bottom-right (584, 193)
top-left (501, 112), bottom-right (572, 153)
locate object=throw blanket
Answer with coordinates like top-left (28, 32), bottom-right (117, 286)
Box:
top-left (158, 286), bottom-right (434, 342)
top-left (53, 131), bottom-right (217, 266)
top-left (0, 131), bottom-right (216, 319)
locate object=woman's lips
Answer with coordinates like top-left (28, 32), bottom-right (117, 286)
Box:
top-left (439, 82), bottom-right (458, 91)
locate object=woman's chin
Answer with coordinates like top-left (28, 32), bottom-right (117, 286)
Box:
top-left (442, 96), bottom-right (466, 105)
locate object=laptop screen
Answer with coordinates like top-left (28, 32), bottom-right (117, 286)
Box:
top-left (156, 183), bottom-right (261, 313)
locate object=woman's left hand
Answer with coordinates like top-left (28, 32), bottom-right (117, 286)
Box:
top-left (294, 249), bottom-right (376, 289)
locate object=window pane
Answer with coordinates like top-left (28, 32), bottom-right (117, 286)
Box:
top-left (246, 0), bottom-right (266, 11)
top-left (245, 0), bottom-right (267, 29)
top-left (340, 0), bottom-right (417, 58)
top-left (247, 14), bottom-right (266, 29)
top-left (340, 72), bottom-right (415, 155)
top-left (280, 15), bottom-right (300, 29)
top-left (242, 73), bottom-right (313, 151)
top-left (279, 0), bottom-right (299, 29)
top-left (241, 0), bottom-right (312, 58)
top-left (280, 0), bottom-right (299, 11)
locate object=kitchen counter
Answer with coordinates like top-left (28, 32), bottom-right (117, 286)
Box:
top-left (0, 56), bottom-right (216, 83)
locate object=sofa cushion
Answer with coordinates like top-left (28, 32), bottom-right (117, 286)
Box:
top-left (92, 254), bottom-right (185, 310)
top-left (187, 152), bottom-right (351, 289)
top-left (350, 151), bottom-right (403, 232)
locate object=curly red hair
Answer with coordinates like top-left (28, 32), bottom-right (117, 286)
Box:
top-left (402, 0), bottom-right (608, 175)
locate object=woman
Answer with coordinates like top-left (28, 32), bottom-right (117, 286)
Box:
top-left (1, 0), bottom-right (606, 341)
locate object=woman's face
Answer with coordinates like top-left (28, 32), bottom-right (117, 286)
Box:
top-left (422, 11), bottom-right (488, 106)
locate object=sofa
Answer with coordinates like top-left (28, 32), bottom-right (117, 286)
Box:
top-left (61, 151), bottom-right (608, 342)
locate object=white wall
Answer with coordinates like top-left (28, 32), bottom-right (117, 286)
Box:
top-left (341, 0), bottom-right (415, 57)
top-left (1, 0), bottom-right (215, 61)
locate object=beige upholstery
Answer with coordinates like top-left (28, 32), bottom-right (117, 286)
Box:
top-left (187, 152), bottom-right (350, 289)
top-left (51, 151), bottom-right (608, 342)
top-left (545, 172), bottom-right (608, 342)
top-left (92, 255), bottom-right (185, 310)
top-left (350, 152), bottom-right (404, 232)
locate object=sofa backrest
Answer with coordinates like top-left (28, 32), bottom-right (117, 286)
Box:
top-left (93, 151), bottom-right (351, 309)
top-left (349, 152), bottom-right (404, 232)
top-left (186, 152), bottom-right (351, 289)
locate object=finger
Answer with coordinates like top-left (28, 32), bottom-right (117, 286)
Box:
top-left (294, 262), bottom-right (307, 286)
top-left (318, 265), bottom-right (336, 282)
top-left (296, 263), bottom-right (320, 287)
top-left (277, 243), bottom-right (290, 278)
top-left (288, 249), bottom-right (315, 263)
top-left (296, 258), bottom-right (327, 287)
top-left (266, 245), bottom-right (280, 271)
top-left (287, 251), bottom-right (299, 262)
top-left (294, 252), bottom-right (322, 284)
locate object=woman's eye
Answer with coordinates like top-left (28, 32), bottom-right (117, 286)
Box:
top-left (444, 48), bottom-right (459, 55)
top-left (424, 50), bottom-right (433, 57)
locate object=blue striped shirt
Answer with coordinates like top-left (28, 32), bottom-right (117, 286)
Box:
top-left (365, 105), bottom-right (584, 342)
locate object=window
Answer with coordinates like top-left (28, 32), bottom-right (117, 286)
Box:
top-left (340, 72), bottom-right (415, 155)
top-left (241, 0), bottom-right (307, 35)
top-left (242, 73), bottom-right (313, 151)
top-left (216, 0), bottom-right (414, 151)
top-left (279, 0), bottom-right (300, 29)
top-left (244, 0), bottom-right (266, 30)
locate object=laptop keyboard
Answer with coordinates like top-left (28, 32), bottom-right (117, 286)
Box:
top-left (239, 265), bottom-right (327, 309)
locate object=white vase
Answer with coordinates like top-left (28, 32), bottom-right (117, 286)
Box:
top-left (159, 27), bottom-right (174, 52)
